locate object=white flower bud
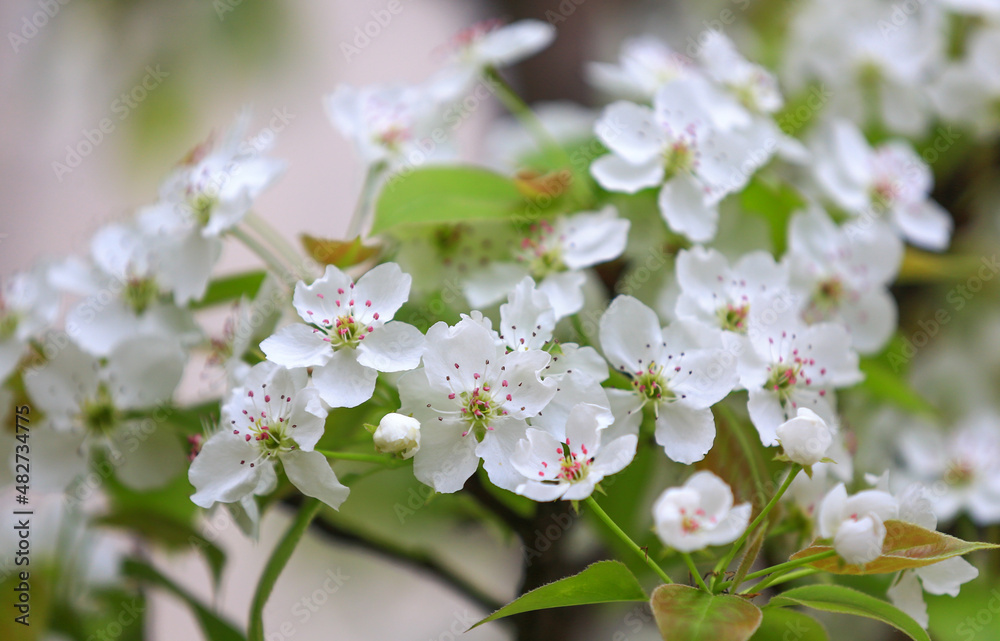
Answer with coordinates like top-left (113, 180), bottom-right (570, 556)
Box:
top-left (833, 515), bottom-right (886, 565)
top-left (776, 407), bottom-right (833, 466)
top-left (373, 413), bottom-right (420, 459)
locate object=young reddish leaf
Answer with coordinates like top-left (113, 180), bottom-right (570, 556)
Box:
top-left (300, 235), bottom-right (380, 268)
top-left (650, 584), bottom-right (762, 641)
top-left (789, 520), bottom-right (999, 575)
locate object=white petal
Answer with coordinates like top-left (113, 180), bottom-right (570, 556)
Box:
top-left (532, 372), bottom-right (611, 442)
top-left (559, 206), bottom-right (631, 270)
top-left (110, 420), bottom-right (188, 491)
top-left (463, 263), bottom-right (531, 309)
top-left (104, 337), bottom-right (185, 410)
top-left (189, 432), bottom-right (263, 508)
top-left (893, 200), bottom-right (953, 252)
top-left (593, 434), bottom-right (638, 477)
top-left (474, 20), bottom-right (556, 67)
top-left (516, 480), bottom-right (570, 502)
top-left (512, 428), bottom-right (563, 481)
top-left (356, 322), bottom-right (425, 372)
top-left (747, 388), bottom-right (788, 446)
top-left (311, 350), bottom-right (377, 408)
top-left (292, 265), bottom-right (352, 325)
top-left (914, 557), bottom-right (979, 596)
top-left (500, 277), bottom-right (555, 350)
top-left (422, 319), bottom-right (501, 391)
top-left (591, 154), bottom-right (664, 194)
top-left (353, 262), bottom-right (412, 321)
top-left (260, 324), bottom-right (334, 368)
top-left (158, 232), bottom-right (221, 304)
top-left (704, 502), bottom-right (751, 547)
top-left (538, 271), bottom-right (587, 319)
top-left (654, 403), bottom-right (716, 464)
top-left (26, 429), bottom-right (87, 491)
top-left (841, 289), bottom-right (896, 354)
top-left (599, 295), bottom-right (663, 374)
top-left (668, 349), bottom-right (738, 407)
top-left (285, 387), bottom-right (328, 452)
top-left (818, 483), bottom-right (849, 539)
top-left (413, 418), bottom-right (480, 493)
top-left (23, 341), bottom-right (96, 420)
top-left (603, 387), bottom-right (645, 443)
top-left (594, 101), bottom-right (663, 164)
top-left (888, 572), bottom-right (929, 629)
top-left (478, 417), bottom-right (532, 492)
top-left (282, 449), bottom-right (350, 510)
top-left (498, 349), bottom-right (557, 419)
top-left (658, 175), bottom-right (718, 242)
top-left (685, 470), bottom-right (735, 518)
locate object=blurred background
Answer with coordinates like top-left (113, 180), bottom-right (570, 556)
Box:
top-left (4, 1), bottom-right (1000, 640)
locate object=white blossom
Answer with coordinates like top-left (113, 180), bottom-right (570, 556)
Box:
top-left (653, 471), bottom-right (751, 553)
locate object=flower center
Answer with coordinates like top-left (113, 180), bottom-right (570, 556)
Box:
top-left (805, 278), bottom-right (844, 323)
top-left (124, 276), bottom-right (159, 314)
top-left (189, 192), bottom-right (218, 227)
top-left (766, 363), bottom-right (805, 402)
top-left (305, 287), bottom-right (379, 349)
top-left (556, 441), bottom-right (593, 482)
top-left (871, 179), bottom-right (898, 211)
top-left (631, 362), bottom-right (674, 405)
top-left (663, 140), bottom-right (696, 178)
top-left (81, 385), bottom-right (119, 436)
top-left (717, 303), bottom-right (750, 332)
top-left (0, 307), bottom-right (20, 340)
top-left (459, 383), bottom-right (506, 441)
top-left (232, 387), bottom-right (299, 466)
top-left (678, 506), bottom-right (714, 534)
top-left (517, 220), bottom-right (566, 278)
top-left (946, 459), bottom-right (975, 487)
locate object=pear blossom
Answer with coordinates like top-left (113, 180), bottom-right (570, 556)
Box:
top-left (138, 112), bottom-right (285, 302)
top-left (897, 414), bottom-right (1000, 524)
top-left (512, 403), bottom-right (636, 502)
top-left (738, 303), bottom-right (862, 446)
top-left (23, 337), bottom-right (187, 491)
top-left (463, 207), bottom-right (630, 318)
top-left (776, 407), bottom-right (834, 467)
top-left (674, 245), bottom-right (791, 336)
top-left (883, 483), bottom-right (980, 628)
top-left (697, 30), bottom-right (782, 115)
top-left (397, 316), bottom-right (556, 493)
top-left (653, 470), bottom-right (751, 553)
top-left (818, 483), bottom-right (899, 565)
top-left (373, 413), bottom-right (421, 459)
top-left (586, 36), bottom-right (695, 101)
top-left (810, 119), bottom-right (953, 251)
top-left (325, 81), bottom-right (450, 170)
top-left (591, 78), bottom-right (771, 242)
top-left (190, 361), bottom-right (348, 510)
top-left (929, 25), bottom-right (1000, 137)
top-left (599, 296), bottom-right (738, 464)
top-left (490, 278), bottom-right (612, 440)
top-left (786, 207), bottom-right (903, 353)
top-left (0, 267), bottom-right (59, 382)
top-left (260, 263), bottom-right (425, 408)
top-left (52, 223), bottom-right (199, 357)
top-left (443, 19), bottom-right (556, 75)
top-left (783, 0), bottom-right (942, 135)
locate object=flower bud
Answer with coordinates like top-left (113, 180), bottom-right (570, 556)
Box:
top-left (373, 413), bottom-right (420, 459)
top-left (776, 407), bottom-right (833, 466)
top-left (833, 514), bottom-right (886, 565)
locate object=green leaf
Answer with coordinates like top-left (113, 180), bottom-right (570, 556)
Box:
top-left (470, 560), bottom-right (647, 630)
top-left (767, 584), bottom-right (930, 641)
top-left (98, 510), bottom-right (226, 590)
top-left (740, 178), bottom-right (805, 255)
top-left (789, 520), bottom-right (999, 575)
top-left (122, 559), bottom-right (245, 641)
top-left (650, 584), bottom-right (763, 641)
top-left (190, 271), bottom-right (267, 309)
top-left (857, 357), bottom-right (938, 418)
top-left (750, 608), bottom-right (828, 641)
top-left (372, 166), bottom-right (535, 235)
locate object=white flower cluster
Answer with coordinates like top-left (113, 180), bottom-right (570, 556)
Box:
top-left (4, 10), bottom-right (999, 631)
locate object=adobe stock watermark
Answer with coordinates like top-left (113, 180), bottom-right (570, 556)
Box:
top-left (51, 64), bottom-right (170, 182)
top-left (264, 566), bottom-right (350, 641)
top-left (8, 0), bottom-right (73, 54)
top-left (339, 0), bottom-right (405, 61)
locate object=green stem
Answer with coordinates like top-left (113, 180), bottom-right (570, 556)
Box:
top-left (585, 496), bottom-right (672, 584)
top-left (244, 212), bottom-right (311, 279)
top-left (315, 449), bottom-right (407, 467)
top-left (712, 464), bottom-right (801, 592)
top-left (230, 227), bottom-right (297, 287)
top-left (248, 498), bottom-right (321, 641)
top-left (716, 550), bottom-right (836, 593)
top-left (740, 567), bottom-right (819, 595)
top-left (347, 162), bottom-right (386, 239)
top-left (682, 553), bottom-right (710, 592)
